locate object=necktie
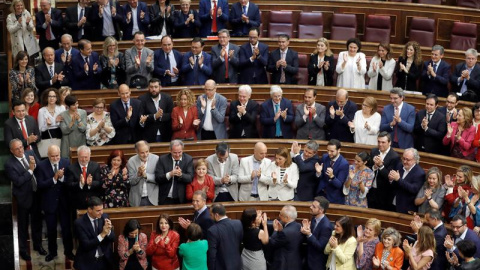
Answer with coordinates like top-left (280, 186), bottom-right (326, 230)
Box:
top-left (84, 56), bottom-right (89, 65)
top-left (433, 63), bottom-right (437, 73)
top-left (280, 51), bottom-right (286, 83)
top-left (45, 13), bottom-right (52, 40)
top-left (330, 160), bottom-right (335, 168)
top-left (461, 67), bottom-right (472, 94)
top-left (339, 106), bottom-right (344, 111)
top-left (82, 166), bottom-right (87, 181)
top-left (166, 53), bottom-right (171, 71)
top-left (212, 0), bottom-right (217, 33)
top-left (243, 5), bottom-right (247, 15)
top-left (65, 51), bottom-right (69, 62)
top-left (308, 106), bottom-right (312, 139)
top-left (193, 211), bottom-right (199, 222)
top-left (22, 158), bottom-right (37, 191)
top-left (54, 163), bottom-right (58, 173)
top-left (49, 65), bottom-right (54, 78)
top-left (394, 106), bottom-right (399, 143)
top-left (138, 49), bottom-right (142, 60)
top-left (78, 8), bottom-right (84, 40)
top-left (194, 55), bottom-right (199, 85)
top-left (20, 119), bottom-right (28, 141)
top-left (224, 48), bottom-right (229, 79)
top-left (427, 113), bottom-right (432, 122)
top-left (310, 218), bottom-right (317, 232)
top-left (94, 219), bottom-right (104, 257)
top-left (172, 160), bottom-right (180, 199)
top-left (124, 102), bottom-right (129, 113)
top-left (275, 103), bottom-right (281, 137)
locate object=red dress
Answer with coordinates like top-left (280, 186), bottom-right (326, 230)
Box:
top-left (186, 174), bottom-right (215, 203)
top-left (443, 184), bottom-right (472, 221)
top-left (146, 230), bottom-right (180, 270)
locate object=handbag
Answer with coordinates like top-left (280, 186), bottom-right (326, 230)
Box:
top-left (37, 129), bottom-right (61, 158)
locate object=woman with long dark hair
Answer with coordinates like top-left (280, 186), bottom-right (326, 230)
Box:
top-left (118, 219), bottom-right (148, 270)
top-left (101, 149), bottom-right (130, 208)
top-left (240, 208), bottom-right (269, 270)
top-left (367, 43), bottom-right (396, 91)
top-left (402, 226), bottom-right (435, 270)
top-left (395, 41), bottom-right (423, 91)
top-left (9, 51), bottom-right (37, 101)
top-left (146, 214), bottom-right (180, 270)
top-left (266, 147), bottom-right (299, 201)
top-left (149, 0), bottom-right (175, 36)
top-left (336, 38), bottom-right (367, 89)
top-left (324, 216), bottom-right (357, 269)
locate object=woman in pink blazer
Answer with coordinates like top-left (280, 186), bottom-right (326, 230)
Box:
top-left (118, 219), bottom-right (148, 270)
top-left (443, 107), bottom-right (476, 161)
top-left (171, 89), bottom-right (200, 140)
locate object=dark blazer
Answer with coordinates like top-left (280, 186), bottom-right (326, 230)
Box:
top-left (414, 109), bottom-right (447, 154)
top-left (138, 92), bottom-right (174, 142)
top-left (380, 102), bottom-right (416, 149)
top-left (198, 0), bottom-right (229, 37)
top-left (155, 153), bottom-right (194, 205)
top-left (110, 98), bottom-right (143, 144)
top-left (64, 6), bottom-right (92, 41)
top-left (71, 52), bottom-right (102, 90)
top-left (5, 150), bottom-right (39, 209)
top-left (228, 99), bottom-right (259, 138)
top-left (55, 48), bottom-right (80, 65)
top-left (180, 51), bottom-right (212, 86)
top-left (368, 148), bottom-right (400, 211)
top-left (267, 48), bottom-right (299, 84)
top-left (36, 158), bottom-right (70, 213)
top-left (391, 163), bottom-right (425, 214)
top-left (65, 161), bottom-right (102, 210)
top-left (89, 1), bottom-right (124, 41)
top-left (207, 218), bottom-right (243, 270)
top-left (211, 43), bottom-right (241, 84)
top-left (35, 62), bottom-right (69, 95)
top-left (438, 106), bottom-right (457, 123)
top-left (316, 154), bottom-right (349, 204)
top-left (308, 54), bottom-right (335, 86)
top-left (454, 229), bottom-right (480, 259)
top-left (153, 48), bottom-right (183, 86)
top-left (260, 98), bottom-right (294, 139)
top-left (450, 63), bottom-right (480, 98)
top-left (148, 3), bottom-right (175, 36)
top-left (395, 57), bottom-right (422, 91)
top-left (4, 116), bottom-right (41, 158)
top-left (122, 2), bottom-right (150, 40)
top-left (194, 208), bottom-right (214, 239)
top-left (230, 2), bottom-right (261, 36)
top-left (54, 48), bottom-right (79, 84)
top-left (239, 41), bottom-right (269, 84)
top-left (306, 215), bottom-right (332, 270)
top-left (421, 60), bottom-right (451, 97)
top-left (35, 8), bottom-right (63, 48)
top-left (74, 213), bottom-right (115, 270)
top-left (324, 99), bottom-right (357, 142)
top-left (269, 221), bottom-right (303, 270)
top-left (431, 223), bottom-right (447, 270)
top-left (99, 52), bottom-right (127, 87)
top-left (173, 10), bottom-right (201, 38)
top-left (294, 153), bottom-right (321, 201)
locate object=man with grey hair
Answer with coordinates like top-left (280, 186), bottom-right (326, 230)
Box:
top-left (211, 29), bottom-right (240, 83)
top-left (35, 46), bottom-right (68, 95)
top-left (207, 142), bottom-right (239, 202)
top-left (155, 140), bottom-right (194, 205)
top-left (295, 88), bottom-right (326, 140)
top-left (55, 34), bottom-right (80, 83)
top-left (260, 85), bottom-right (294, 138)
top-left (380, 87), bottom-right (416, 149)
top-left (388, 148), bottom-right (424, 214)
top-left (421, 44), bottom-right (451, 98)
top-left (450, 48), bottom-right (480, 101)
top-left (178, 190), bottom-right (214, 238)
top-left (229, 85), bottom-right (259, 138)
top-left (325, 88), bottom-right (357, 142)
top-left (238, 142), bottom-right (271, 201)
top-left (291, 140), bottom-right (321, 201)
top-left (36, 0), bottom-right (63, 50)
top-left (128, 140), bottom-right (160, 206)
top-left (270, 205), bottom-right (303, 269)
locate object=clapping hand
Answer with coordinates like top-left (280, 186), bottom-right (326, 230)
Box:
top-left (300, 219), bottom-right (311, 235)
top-left (328, 236), bottom-right (338, 248)
top-left (315, 162), bottom-right (323, 174)
top-left (444, 174), bottom-right (454, 187)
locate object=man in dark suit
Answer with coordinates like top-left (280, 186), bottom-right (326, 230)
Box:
top-left (267, 34), bottom-right (299, 84)
top-left (71, 39), bottom-right (102, 90)
top-left (5, 139), bottom-right (45, 261)
top-left (421, 45), bottom-right (451, 98)
top-left (35, 145), bottom-right (74, 261)
top-left (445, 215), bottom-right (480, 259)
top-left (414, 94), bottom-right (447, 154)
top-left (4, 101), bottom-right (41, 158)
top-left (260, 85), bottom-right (294, 139)
top-left (388, 148), bottom-right (424, 214)
top-left (110, 84), bottom-right (143, 144)
top-left (325, 88), bottom-right (357, 142)
top-left (207, 203), bottom-right (243, 270)
top-left (300, 196), bottom-right (332, 270)
top-left (211, 29), bottom-right (241, 84)
top-left (35, 47), bottom-right (68, 95)
top-left (368, 132), bottom-right (400, 211)
top-left (90, 0), bottom-right (124, 41)
top-left (153, 36), bottom-right (183, 86)
top-left (139, 78), bottom-right (174, 142)
top-left (239, 27), bottom-right (269, 84)
top-left (199, 0), bottom-right (229, 37)
top-left (122, 0), bottom-right (150, 40)
top-left (74, 196), bottom-right (115, 270)
top-left (155, 140), bottom-right (194, 205)
top-left (450, 48), bottom-right (480, 102)
top-left (230, 0), bottom-right (261, 37)
top-left (55, 34), bottom-right (80, 84)
top-left (64, 0), bottom-right (92, 42)
top-left (438, 93), bottom-right (459, 124)
top-left (181, 37), bottom-right (212, 86)
top-left (269, 205), bottom-right (303, 270)
top-left (36, 0), bottom-right (63, 50)
top-left (295, 89), bottom-right (326, 140)
top-left (229, 85), bottom-right (259, 138)
top-left (178, 191), bottom-right (214, 239)
top-left (291, 140), bottom-right (321, 201)
top-left (316, 139), bottom-right (349, 204)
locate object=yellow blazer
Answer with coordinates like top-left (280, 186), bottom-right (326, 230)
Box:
top-left (324, 236), bottom-right (357, 270)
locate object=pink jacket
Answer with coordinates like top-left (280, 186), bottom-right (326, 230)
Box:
top-left (442, 122), bottom-right (475, 158)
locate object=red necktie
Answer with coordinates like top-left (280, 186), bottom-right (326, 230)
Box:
top-left (82, 166), bottom-right (87, 182)
top-left (20, 120), bottom-right (31, 150)
top-left (224, 48), bottom-right (229, 79)
top-left (45, 13), bottom-right (52, 40)
top-left (212, 1), bottom-right (217, 33)
top-left (138, 50), bottom-right (142, 60)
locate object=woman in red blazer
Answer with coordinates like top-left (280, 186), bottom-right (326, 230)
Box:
top-left (146, 214), bottom-right (180, 270)
top-left (118, 219), bottom-right (148, 270)
top-left (443, 107), bottom-right (476, 160)
top-left (372, 227), bottom-right (404, 270)
top-left (186, 159), bottom-right (215, 202)
top-left (171, 89), bottom-right (200, 141)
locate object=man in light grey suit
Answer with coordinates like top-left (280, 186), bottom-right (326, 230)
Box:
top-left (211, 29), bottom-right (240, 84)
top-left (206, 142), bottom-right (240, 202)
top-left (125, 31), bottom-right (154, 87)
top-left (238, 142), bottom-right (272, 201)
top-left (295, 89), bottom-right (326, 140)
top-left (197, 79), bottom-right (228, 140)
top-left (127, 140), bottom-right (159, 206)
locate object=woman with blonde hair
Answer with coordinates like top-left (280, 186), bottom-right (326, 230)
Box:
top-left (403, 226), bottom-right (435, 270)
top-left (455, 175), bottom-right (480, 229)
top-left (171, 88), bottom-right (200, 140)
top-left (58, 86), bottom-right (71, 109)
top-left (348, 96), bottom-right (381, 145)
top-left (7, 0), bottom-right (40, 61)
top-left (373, 227), bottom-right (404, 270)
top-left (308, 37), bottom-right (335, 86)
top-left (395, 41), bottom-right (423, 91)
top-left (186, 159), bottom-right (215, 202)
top-left (443, 107), bottom-right (476, 160)
top-left (100, 36), bottom-right (126, 88)
top-left (266, 147), bottom-right (299, 201)
top-left (444, 165), bottom-right (473, 221)
top-left (356, 218), bottom-right (381, 270)
top-left (368, 43), bottom-right (396, 91)
top-left (415, 167), bottom-right (446, 214)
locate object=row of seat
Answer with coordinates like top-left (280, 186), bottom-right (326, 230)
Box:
top-left (391, 0), bottom-right (479, 8)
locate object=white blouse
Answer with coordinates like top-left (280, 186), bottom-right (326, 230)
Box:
top-left (336, 51), bottom-right (367, 89)
top-left (350, 110), bottom-right (381, 145)
top-left (37, 105), bottom-right (66, 132)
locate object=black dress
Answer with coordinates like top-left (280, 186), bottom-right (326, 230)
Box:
top-left (395, 56), bottom-right (422, 91)
top-left (125, 237), bottom-right (143, 270)
top-left (241, 228), bottom-right (266, 270)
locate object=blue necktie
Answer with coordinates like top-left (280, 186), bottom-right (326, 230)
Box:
top-left (275, 103), bottom-right (281, 137)
top-left (243, 6), bottom-right (247, 15)
top-left (310, 218), bottom-right (317, 232)
top-left (461, 67), bottom-right (473, 94)
top-left (78, 8), bottom-right (84, 40)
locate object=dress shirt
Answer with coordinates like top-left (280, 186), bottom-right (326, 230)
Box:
top-left (88, 214), bottom-right (106, 258)
top-left (16, 117), bottom-right (29, 135)
top-left (78, 163), bottom-right (90, 189)
top-left (166, 52), bottom-right (178, 82)
top-left (141, 157), bottom-right (149, 197)
top-left (167, 157), bottom-right (182, 197)
top-left (102, 3), bottom-right (115, 37)
top-left (16, 155), bottom-right (34, 175)
top-left (202, 98), bottom-right (214, 131)
top-left (217, 159), bottom-right (228, 193)
top-left (302, 102), bottom-right (318, 121)
top-left (42, 9), bottom-right (55, 39)
top-left (77, 5), bottom-right (85, 36)
top-left (51, 162), bottom-right (64, 183)
top-left (221, 44), bottom-right (230, 61)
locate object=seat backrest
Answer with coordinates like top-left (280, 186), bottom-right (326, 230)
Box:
top-left (390, 0), bottom-right (412, 2)
top-left (296, 54), bottom-right (309, 85)
top-left (330, 13), bottom-right (357, 41)
top-left (268, 11), bottom-right (294, 38)
top-left (259, 11), bottom-right (263, 37)
top-left (409, 17), bottom-right (435, 47)
top-left (457, 0), bottom-right (480, 9)
top-left (418, 0), bottom-right (442, 4)
top-left (450, 22), bottom-right (478, 51)
top-left (298, 12), bottom-right (323, 39)
top-left (364, 15), bottom-right (391, 43)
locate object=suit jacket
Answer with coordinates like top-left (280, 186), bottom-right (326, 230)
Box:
top-left (454, 229), bottom-right (480, 259)
top-left (181, 51), bottom-right (212, 86)
top-left (380, 102), bottom-right (416, 149)
top-left (5, 151), bottom-right (39, 209)
top-left (306, 215), bottom-right (332, 270)
top-left (238, 155), bottom-right (272, 201)
top-left (122, 2), bottom-right (150, 40)
top-left (148, 3), bottom-right (175, 36)
top-left (153, 48), bottom-right (183, 86)
top-left (138, 92), bottom-right (174, 142)
top-left (155, 153), bottom-right (194, 204)
top-left (269, 221), bottom-right (303, 270)
top-left (172, 106), bottom-right (199, 140)
top-left (260, 98), bottom-right (294, 138)
top-left (229, 99), bottom-right (259, 138)
top-left (211, 43), bottom-right (241, 83)
top-left (64, 6), bottom-right (92, 41)
top-left (127, 153), bottom-right (160, 206)
top-left (267, 48), bottom-right (299, 84)
top-left (438, 106), bottom-right (457, 123)
top-left (294, 153), bottom-right (321, 201)
top-left (369, 147), bottom-right (400, 211)
top-left (414, 109), bottom-right (447, 154)
top-left (4, 116), bottom-right (41, 157)
top-left (35, 62), bottom-right (69, 95)
top-left (110, 98), bottom-right (142, 144)
top-left (71, 52), bottom-right (102, 90)
top-left (54, 48), bottom-right (80, 84)
top-left (325, 99), bottom-right (357, 142)
top-left (194, 207), bottom-right (214, 239)
top-left (295, 102), bottom-right (326, 140)
top-left (35, 8), bottom-right (63, 48)
top-left (196, 93), bottom-right (228, 139)
top-left (89, 1), bottom-right (124, 41)
top-left (239, 41), bottom-right (269, 84)
top-left (391, 163), bottom-right (425, 214)
top-left (430, 223), bottom-right (447, 270)
top-left (173, 10), bottom-right (201, 38)
top-left (74, 213), bottom-right (115, 270)
top-left (316, 154), bottom-right (349, 204)
top-left (308, 54), bottom-right (335, 86)
top-left (230, 2), bottom-right (261, 36)
top-left (421, 60), bottom-right (451, 97)
top-left (206, 153), bottom-right (240, 201)
top-left (450, 63), bottom-right (480, 98)
top-left (65, 161), bottom-right (102, 210)
top-left (395, 56), bottom-right (422, 91)
top-left (199, 0), bottom-right (229, 37)
top-left (207, 218), bottom-right (243, 270)
top-left (264, 163), bottom-right (299, 201)
top-left (125, 46), bottom-right (154, 86)
top-left (35, 157), bottom-right (70, 213)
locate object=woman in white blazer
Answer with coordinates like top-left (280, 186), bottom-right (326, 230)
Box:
top-left (265, 147), bottom-right (299, 201)
top-left (336, 38), bottom-right (367, 89)
top-left (367, 43), bottom-right (396, 91)
top-left (7, 0), bottom-right (40, 60)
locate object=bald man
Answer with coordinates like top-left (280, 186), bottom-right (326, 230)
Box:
top-left (238, 142), bottom-right (272, 201)
top-left (35, 47), bottom-right (68, 95)
top-left (324, 89), bottom-right (357, 142)
top-left (196, 80), bottom-right (228, 140)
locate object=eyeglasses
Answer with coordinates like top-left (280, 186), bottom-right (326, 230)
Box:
top-left (451, 224), bottom-right (465, 230)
